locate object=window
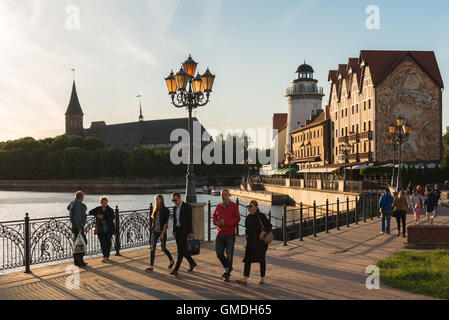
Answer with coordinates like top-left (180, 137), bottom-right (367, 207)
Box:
top-left (345, 108), bottom-right (348, 117)
top-left (341, 128), bottom-right (344, 136)
top-left (368, 120), bottom-right (371, 131)
top-left (368, 99), bottom-right (371, 110)
top-left (356, 124), bottom-right (359, 133)
top-left (356, 104), bottom-right (358, 113)
top-left (345, 127), bottom-right (348, 136)
top-left (318, 146), bottom-right (320, 155)
top-left (363, 122), bottom-right (366, 132)
top-left (341, 109), bottom-right (344, 117)
top-left (352, 105), bottom-right (354, 114)
top-left (352, 125), bottom-right (354, 133)
top-left (336, 129), bottom-right (338, 137)
top-left (364, 142), bottom-right (366, 152)
top-left (364, 101), bottom-right (366, 111)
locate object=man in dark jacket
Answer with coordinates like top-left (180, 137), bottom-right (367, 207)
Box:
top-left (170, 192), bottom-right (197, 276)
top-left (68, 191), bottom-right (88, 267)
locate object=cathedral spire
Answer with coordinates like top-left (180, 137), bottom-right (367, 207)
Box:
top-left (65, 68), bottom-right (84, 135)
top-left (65, 77), bottom-right (84, 116)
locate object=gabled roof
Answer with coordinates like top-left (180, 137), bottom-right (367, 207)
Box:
top-left (291, 110), bottom-right (327, 134)
top-left (87, 117), bottom-right (209, 152)
top-left (359, 50), bottom-right (444, 88)
top-left (65, 81), bottom-right (84, 116)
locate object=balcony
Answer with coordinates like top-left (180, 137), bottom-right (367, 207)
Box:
top-left (359, 131), bottom-right (373, 140)
top-left (359, 151), bottom-right (373, 161)
top-left (286, 85), bottom-right (324, 96)
top-left (348, 132), bottom-right (359, 142)
top-left (337, 136), bottom-right (349, 144)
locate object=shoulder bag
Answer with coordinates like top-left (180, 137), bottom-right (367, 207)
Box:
top-left (257, 214), bottom-right (273, 245)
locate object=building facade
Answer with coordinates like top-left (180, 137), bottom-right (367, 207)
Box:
top-left (328, 50), bottom-right (444, 166)
top-left (290, 109), bottom-right (331, 169)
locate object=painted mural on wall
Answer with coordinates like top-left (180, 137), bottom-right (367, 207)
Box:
top-left (376, 58), bottom-right (441, 163)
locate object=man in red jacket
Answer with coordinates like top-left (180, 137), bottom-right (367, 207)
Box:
top-left (213, 189), bottom-right (240, 282)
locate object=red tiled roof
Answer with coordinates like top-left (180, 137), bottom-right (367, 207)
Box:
top-left (273, 113), bottom-right (288, 131)
top-left (359, 50), bottom-right (444, 88)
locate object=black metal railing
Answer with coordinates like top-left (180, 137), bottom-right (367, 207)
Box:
top-left (0, 204), bottom-right (166, 274)
top-left (206, 192), bottom-right (382, 246)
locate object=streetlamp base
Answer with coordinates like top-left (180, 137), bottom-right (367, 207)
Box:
top-left (186, 169), bottom-right (197, 204)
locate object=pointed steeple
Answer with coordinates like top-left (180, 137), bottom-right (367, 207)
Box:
top-left (65, 80), bottom-right (84, 116)
top-left (137, 95), bottom-right (144, 122)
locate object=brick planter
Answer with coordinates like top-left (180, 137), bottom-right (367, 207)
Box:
top-left (407, 225), bottom-right (449, 245)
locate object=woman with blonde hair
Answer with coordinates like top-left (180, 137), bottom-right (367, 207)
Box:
top-left (146, 194), bottom-right (174, 272)
top-left (409, 188), bottom-right (425, 224)
top-left (392, 190), bottom-right (408, 237)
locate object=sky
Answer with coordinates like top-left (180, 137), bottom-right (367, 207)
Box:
top-left (0, 0), bottom-right (448, 142)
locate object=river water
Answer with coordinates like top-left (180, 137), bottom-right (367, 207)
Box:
top-left (0, 189), bottom-right (284, 223)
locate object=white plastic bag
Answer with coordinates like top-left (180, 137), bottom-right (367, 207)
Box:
top-left (73, 233), bottom-right (87, 255)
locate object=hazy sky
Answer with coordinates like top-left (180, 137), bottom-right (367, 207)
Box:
top-left (0, 0), bottom-right (448, 141)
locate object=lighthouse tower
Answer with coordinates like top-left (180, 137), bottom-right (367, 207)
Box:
top-left (285, 62), bottom-right (324, 154)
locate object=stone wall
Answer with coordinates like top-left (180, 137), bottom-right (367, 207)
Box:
top-left (407, 225), bottom-right (449, 245)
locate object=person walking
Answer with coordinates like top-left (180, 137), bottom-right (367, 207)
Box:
top-left (424, 186), bottom-right (438, 224)
top-left (146, 195), bottom-right (175, 272)
top-left (392, 190), bottom-right (408, 237)
top-left (433, 184), bottom-right (441, 212)
top-left (213, 189), bottom-right (240, 282)
top-left (68, 191), bottom-right (88, 267)
top-left (409, 188), bottom-right (425, 224)
top-left (406, 182), bottom-right (413, 196)
top-left (379, 188), bottom-right (394, 234)
top-left (236, 200), bottom-right (272, 287)
top-left (170, 192), bottom-right (197, 276)
top-left (416, 185), bottom-right (425, 197)
top-left (89, 196), bottom-right (116, 263)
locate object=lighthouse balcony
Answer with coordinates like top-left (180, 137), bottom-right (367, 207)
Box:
top-left (286, 85), bottom-right (324, 96)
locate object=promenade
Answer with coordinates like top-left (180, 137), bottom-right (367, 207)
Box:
top-left (1, 206), bottom-right (448, 300)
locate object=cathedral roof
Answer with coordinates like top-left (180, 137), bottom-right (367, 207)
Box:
top-left (65, 81), bottom-right (84, 116)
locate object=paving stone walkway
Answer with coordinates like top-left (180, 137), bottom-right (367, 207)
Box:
top-left (1, 203), bottom-right (448, 300)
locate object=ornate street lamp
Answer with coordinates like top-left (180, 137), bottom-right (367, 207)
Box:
top-left (340, 142), bottom-right (352, 181)
top-left (386, 115), bottom-right (411, 191)
top-left (165, 55), bottom-right (215, 203)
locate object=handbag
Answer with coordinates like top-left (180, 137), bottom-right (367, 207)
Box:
top-left (187, 239), bottom-right (201, 256)
top-left (257, 214), bottom-right (273, 245)
top-left (94, 208), bottom-right (100, 235)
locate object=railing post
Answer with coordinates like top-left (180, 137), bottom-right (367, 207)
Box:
top-left (115, 205), bottom-right (121, 256)
top-left (299, 203), bottom-right (303, 241)
top-left (355, 196), bottom-right (358, 224)
top-left (24, 213), bottom-right (31, 274)
top-left (313, 201), bottom-right (317, 237)
top-left (208, 200), bottom-right (212, 242)
top-left (236, 198), bottom-right (240, 236)
top-left (369, 193), bottom-right (373, 220)
top-left (325, 199), bottom-right (329, 233)
top-left (336, 198), bottom-right (340, 230)
top-left (363, 193), bottom-right (367, 223)
top-left (346, 197), bottom-right (350, 227)
top-left (283, 204), bottom-right (287, 246)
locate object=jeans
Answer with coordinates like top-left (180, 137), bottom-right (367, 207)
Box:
top-left (215, 234), bottom-right (236, 276)
top-left (72, 228), bottom-right (87, 265)
top-left (381, 212), bottom-right (391, 233)
top-left (395, 210), bottom-right (406, 235)
top-left (244, 261), bottom-right (266, 278)
top-left (150, 231), bottom-right (173, 266)
top-left (98, 233), bottom-right (112, 258)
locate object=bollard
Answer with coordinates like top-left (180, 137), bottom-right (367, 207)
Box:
top-left (299, 203), bottom-right (303, 241)
top-left (24, 213), bottom-right (31, 274)
top-left (208, 200), bottom-right (211, 242)
top-left (325, 199), bottom-right (329, 233)
top-left (355, 196), bottom-right (358, 224)
top-left (346, 197), bottom-right (350, 227)
top-left (236, 198), bottom-right (240, 236)
top-left (313, 201), bottom-right (317, 237)
top-left (115, 205), bottom-right (121, 256)
top-left (336, 198), bottom-right (340, 230)
top-left (283, 204), bottom-right (287, 246)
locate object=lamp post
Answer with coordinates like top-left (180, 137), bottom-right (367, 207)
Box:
top-left (386, 116), bottom-right (411, 191)
top-left (165, 55), bottom-right (215, 203)
top-left (286, 151), bottom-right (295, 180)
top-left (340, 142), bottom-right (352, 181)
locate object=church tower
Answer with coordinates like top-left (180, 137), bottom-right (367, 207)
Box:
top-left (285, 61), bottom-right (324, 153)
top-left (65, 79), bottom-right (84, 136)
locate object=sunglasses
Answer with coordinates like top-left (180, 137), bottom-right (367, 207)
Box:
top-left (246, 205), bottom-right (253, 208)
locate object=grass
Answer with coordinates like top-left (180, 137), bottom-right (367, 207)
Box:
top-left (377, 250), bottom-right (449, 299)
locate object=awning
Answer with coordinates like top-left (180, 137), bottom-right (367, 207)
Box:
top-left (298, 167), bottom-right (339, 173)
top-left (352, 164), bottom-right (369, 169)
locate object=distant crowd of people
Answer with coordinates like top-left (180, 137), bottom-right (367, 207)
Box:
top-left (67, 189), bottom-right (272, 286)
top-left (378, 183), bottom-right (442, 237)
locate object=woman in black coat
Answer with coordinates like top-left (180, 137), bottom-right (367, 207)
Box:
top-left (236, 200), bottom-right (272, 286)
top-left (89, 196), bottom-right (116, 262)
